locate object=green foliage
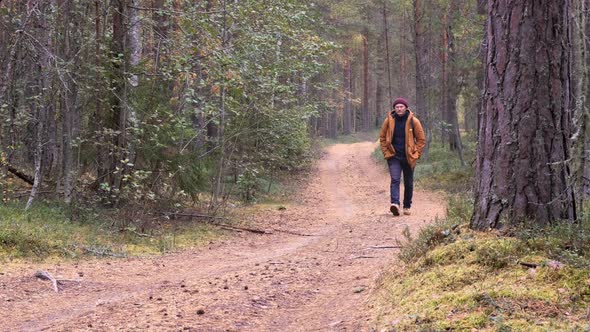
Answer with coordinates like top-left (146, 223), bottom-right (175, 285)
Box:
top-left (414, 138), bottom-right (476, 194)
top-left (514, 212), bottom-right (590, 268)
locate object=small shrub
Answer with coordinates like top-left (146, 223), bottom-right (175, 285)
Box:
top-left (399, 217), bottom-right (462, 264)
top-left (475, 238), bottom-right (522, 269)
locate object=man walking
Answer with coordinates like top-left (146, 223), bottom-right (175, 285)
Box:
top-left (379, 98), bottom-right (426, 216)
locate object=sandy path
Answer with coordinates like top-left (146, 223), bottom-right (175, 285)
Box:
top-left (0, 142), bottom-right (445, 331)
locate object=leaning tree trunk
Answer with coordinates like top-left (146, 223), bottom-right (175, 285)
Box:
top-left (471, 0), bottom-right (576, 230)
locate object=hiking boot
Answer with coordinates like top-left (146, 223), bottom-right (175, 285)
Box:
top-left (390, 204), bottom-right (400, 216)
top-left (403, 208), bottom-right (411, 215)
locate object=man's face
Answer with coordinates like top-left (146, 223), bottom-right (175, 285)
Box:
top-left (394, 104), bottom-right (407, 116)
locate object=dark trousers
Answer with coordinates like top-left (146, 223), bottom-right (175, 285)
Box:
top-left (387, 157), bottom-right (414, 209)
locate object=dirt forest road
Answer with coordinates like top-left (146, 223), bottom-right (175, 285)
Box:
top-left (1, 142), bottom-right (445, 331)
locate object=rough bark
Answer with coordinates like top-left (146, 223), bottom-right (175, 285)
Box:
top-left (471, 0), bottom-right (576, 229)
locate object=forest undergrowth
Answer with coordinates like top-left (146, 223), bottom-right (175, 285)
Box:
top-left (0, 134), bottom-right (355, 262)
top-left (374, 139), bottom-right (590, 331)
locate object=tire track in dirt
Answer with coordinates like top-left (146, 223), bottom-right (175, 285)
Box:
top-left (0, 142), bottom-right (445, 331)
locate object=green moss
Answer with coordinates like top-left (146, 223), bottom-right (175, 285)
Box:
top-left (475, 238), bottom-right (524, 269)
top-left (375, 223), bottom-right (590, 331)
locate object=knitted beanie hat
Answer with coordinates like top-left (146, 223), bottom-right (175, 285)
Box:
top-left (392, 97), bottom-right (408, 108)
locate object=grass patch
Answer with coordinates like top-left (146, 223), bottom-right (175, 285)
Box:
top-left (0, 202), bottom-right (220, 262)
top-left (317, 130), bottom-right (380, 148)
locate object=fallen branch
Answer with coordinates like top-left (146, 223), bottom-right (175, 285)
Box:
top-left (354, 255), bottom-right (377, 259)
top-left (217, 224), bottom-right (272, 235)
top-left (34, 271), bottom-right (82, 293)
top-left (167, 212), bottom-right (227, 220)
top-left (2, 163), bottom-right (34, 185)
top-left (519, 262), bottom-right (539, 268)
top-left (167, 211), bottom-right (319, 237)
top-left (268, 228), bottom-right (320, 237)
top-left (122, 228), bottom-right (153, 238)
top-left (368, 245), bottom-right (402, 250)
top-left (34, 271), bottom-right (59, 293)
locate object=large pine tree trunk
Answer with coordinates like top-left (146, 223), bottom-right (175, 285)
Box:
top-left (471, 0), bottom-right (576, 229)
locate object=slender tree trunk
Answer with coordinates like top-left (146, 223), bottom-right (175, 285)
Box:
top-left (362, 14), bottom-right (370, 132)
top-left (111, 0), bottom-right (126, 197)
top-left (399, 6), bottom-right (408, 97)
top-left (127, 0), bottom-right (141, 167)
top-left (212, 0), bottom-right (228, 208)
top-left (95, 0), bottom-right (109, 188)
top-left (441, 16), bottom-right (449, 147)
top-left (572, 0), bottom-right (590, 202)
top-left (471, 0), bottom-right (576, 229)
top-left (343, 51), bottom-right (352, 135)
top-left (413, 0), bottom-right (431, 159)
top-left (443, 0), bottom-right (465, 165)
top-left (27, 1), bottom-right (55, 210)
top-left (383, 1), bottom-right (392, 102)
top-left (61, 0), bottom-right (80, 204)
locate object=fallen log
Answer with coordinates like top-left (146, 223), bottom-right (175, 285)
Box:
top-left (2, 163), bottom-right (34, 185)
